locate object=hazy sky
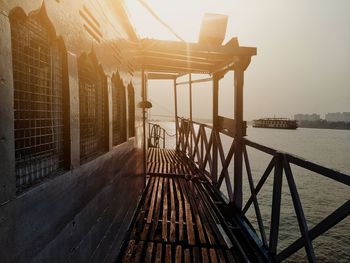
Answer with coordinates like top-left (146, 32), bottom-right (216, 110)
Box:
top-left (127, 0), bottom-right (350, 121)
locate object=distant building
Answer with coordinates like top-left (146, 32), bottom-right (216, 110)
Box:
top-left (294, 113), bottom-right (321, 122)
top-left (325, 112), bottom-right (350, 123)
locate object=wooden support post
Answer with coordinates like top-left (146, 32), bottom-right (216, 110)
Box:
top-left (233, 57), bottom-right (250, 209)
top-left (189, 73), bottom-right (193, 122)
top-left (189, 74), bottom-right (193, 157)
top-left (212, 74), bottom-right (219, 185)
top-left (233, 69), bottom-right (244, 208)
top-left (269, 154), bottom-right (283, 255)
top-left (174, 79), bottom-right (178, 149)
top-left (142, 69), bottom-right (147, 188)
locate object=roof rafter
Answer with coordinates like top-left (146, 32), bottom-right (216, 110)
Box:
top-left (127, 38), bottom-right (257, 76)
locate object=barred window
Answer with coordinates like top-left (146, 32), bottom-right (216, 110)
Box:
top-left (78, 52), bottom-right (108, 163)
top-left (112, 72), bottom-right (127, 146)
top-left (10, 8), bottom-right (69, 193)
top-left (127, 83), bottom-right (135, 137)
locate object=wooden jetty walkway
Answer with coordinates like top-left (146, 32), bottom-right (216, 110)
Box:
top-left (119, 148), bottom-right (265, 263)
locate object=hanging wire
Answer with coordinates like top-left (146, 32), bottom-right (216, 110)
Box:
top-left (150, 99), bottom-right (174, 115)
top-left (137, 0), bottom-right (185, 42)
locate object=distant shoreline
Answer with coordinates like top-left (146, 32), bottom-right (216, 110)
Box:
top-left (297, 120), bottom-right (350, 130)
top-left (150, 119), bottom-right (350, 131)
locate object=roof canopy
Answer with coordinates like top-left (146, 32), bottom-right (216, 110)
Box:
top-left (128, 38), bottom-right (257, 79)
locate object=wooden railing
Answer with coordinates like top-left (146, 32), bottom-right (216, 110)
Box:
top-left (176, 117), bottom-right (236, 200)
top-left (176, 117), bottom-right (350, 262)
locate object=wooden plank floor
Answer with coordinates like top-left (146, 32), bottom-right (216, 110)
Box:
top-left (120, 148), bottom-right (247, 263)
top-left (147, 148), bottom-right (196, 176)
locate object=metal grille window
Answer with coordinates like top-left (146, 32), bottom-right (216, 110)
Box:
top-left (10, 9), bottom-right (68, 193)
top-left (128, 83), bottom-right (135, 137)
top-left (78, 53), bottom-right (107, 163)
top-left (112, 72), bottom-right (127, 145)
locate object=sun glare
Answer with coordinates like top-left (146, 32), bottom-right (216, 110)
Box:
top-left (126, 0), bottom-right (234, 42)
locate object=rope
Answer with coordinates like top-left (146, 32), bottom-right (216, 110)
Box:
top-left (164, 130), bottom-right (176, 137)
top-left (149, 123), bottom-right (176, 138)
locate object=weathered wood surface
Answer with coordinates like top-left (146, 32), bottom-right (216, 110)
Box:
top-left (147, 148), bottom-right (195, 175)
top-left (121, 149), bottom-right (243, 263)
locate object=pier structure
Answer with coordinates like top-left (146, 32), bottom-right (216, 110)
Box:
top-left (119, 38), bottom-right (350, 262)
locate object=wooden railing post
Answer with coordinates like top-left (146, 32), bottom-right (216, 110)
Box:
top-left (174, 79), bottom-right (178, 149)
top-left (269, 153), bottom-right (283, 256)
top-left (241, 139), bottom-right (350, 261)
top-left (189, 74), bottom-right (193, 158)
top-left (142, 69), bottom-right (147, 188)
top-left (233, 68), bottom-right (244, 208)
top-left (283, 155), bottom-right (316, 262)
top-left (212, 74), bottom-right (219, 184)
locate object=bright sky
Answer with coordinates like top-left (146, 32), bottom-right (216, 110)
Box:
top-left (126, 0), bottom-right (350, 121)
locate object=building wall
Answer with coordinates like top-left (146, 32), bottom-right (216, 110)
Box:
top-left (0, 1), bottom-right (144, 262)
top-left (294, 113), bottom-right (321, 122)
top-left (325, 112), bottom-right (350, 123)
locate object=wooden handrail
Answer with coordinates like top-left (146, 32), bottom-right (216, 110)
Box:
top-left (176, 117), bottom-right (350, 262)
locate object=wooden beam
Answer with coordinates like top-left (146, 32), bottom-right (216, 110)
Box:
top-left (174, 79), bottom-right (179, 148)
top-left (211, 57), bottom-right (238, 74)
top-left (131, 50), bottom-right (223, 63)
top-left (142, 69), bottom-right (147, 188)
top-left (277, 200), bottom-right (350, 261)
top-left (133, 57), bottom-right (214, 72)
top-left (126, 49), bottom-right (228, 62)
top-left (133, 56), bottom-right (216, 66)
top-left (140, 39), bottom-right (257, 57)
top-left (233, 67), bottom-right (244, 209)
top-left (269, 155), bottom-right (283, 255)
top-left (189, 74), bottom-right (193, 159)
top-left (176, 77), bottom-right (212, 86)
top-left (212, 74), bottom-right (219, 185)
top-left (139, 64), bottom-right (210, 74)
top-left (189, 74), bottom-right (193, 122)
top-left (127, 39), bottom-right (256, 75)
top-left (147, 73), bottom-right (177, 80)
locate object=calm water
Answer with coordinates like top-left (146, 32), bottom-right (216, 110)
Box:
top-left (158, 122), bottom-right (350, 262)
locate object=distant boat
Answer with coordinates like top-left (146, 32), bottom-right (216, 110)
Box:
top-left (253, 118), bottom-right (298, 129)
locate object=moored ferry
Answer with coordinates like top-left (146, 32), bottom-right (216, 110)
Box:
top-left (253, 118), bottom-right (298, 129)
